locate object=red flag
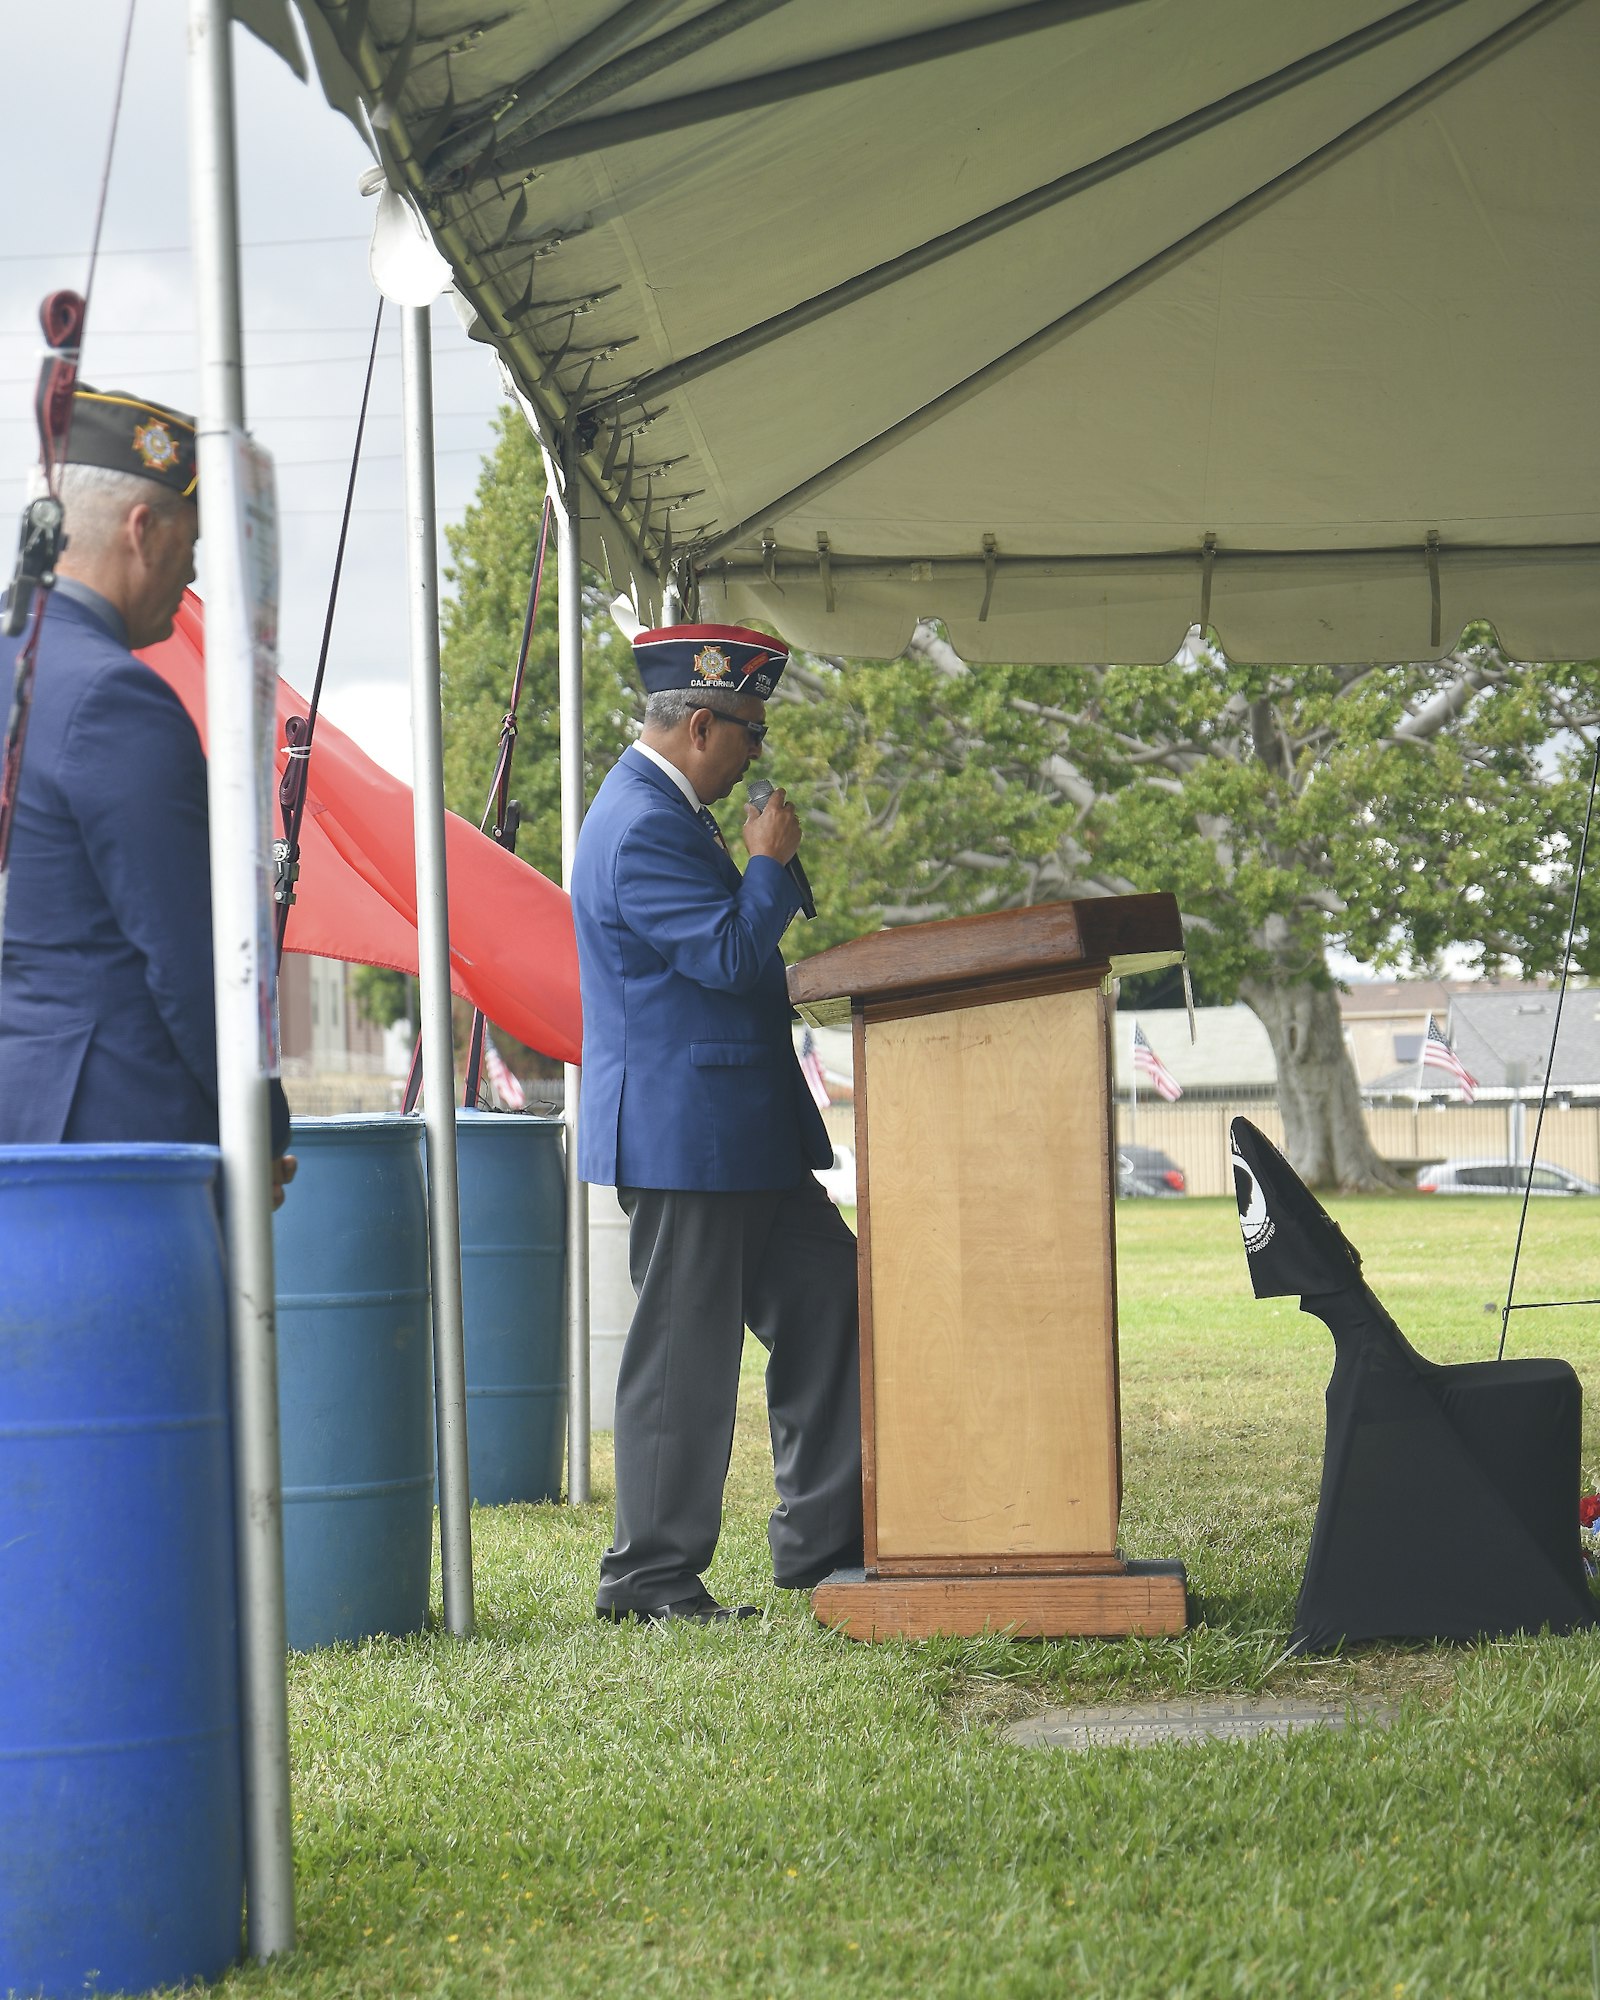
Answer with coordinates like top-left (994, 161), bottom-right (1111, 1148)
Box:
top-left (139, 592), bottom-right (581, 1064)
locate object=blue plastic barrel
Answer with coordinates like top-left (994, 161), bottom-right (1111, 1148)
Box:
top-left (0, 1144), bottom-right (242, 1998)
top-left (455, 1111), bottom-right (568, 1503)
top-left (273, 1116), bottom-right (433, 1649)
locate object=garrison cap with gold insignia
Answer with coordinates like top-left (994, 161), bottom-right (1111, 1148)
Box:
top-left (632, 623), bottom-right (789, 700)
top-left (66, 386), bottom-right (198, 501)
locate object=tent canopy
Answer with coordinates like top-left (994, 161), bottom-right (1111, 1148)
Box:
top-left (255, 0), bottom-right (1600, 665)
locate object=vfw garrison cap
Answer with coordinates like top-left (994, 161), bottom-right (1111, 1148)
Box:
top-left (632, 623), bottom-right (789, 700)
top-left (66, 386), bottom-right (198, 501)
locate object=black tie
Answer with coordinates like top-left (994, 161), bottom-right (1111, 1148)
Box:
top-left (697, 805), bottom-right (729, 854)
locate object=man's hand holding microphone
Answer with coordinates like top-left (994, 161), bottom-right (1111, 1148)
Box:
top-left (741, 778), bottom-right (815, 919)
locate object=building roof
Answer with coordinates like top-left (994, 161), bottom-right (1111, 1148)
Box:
top-left (1118, 1006), bottom-right (1278, 1093)
top-left (1447, 989), bottom-right (1600, 1091)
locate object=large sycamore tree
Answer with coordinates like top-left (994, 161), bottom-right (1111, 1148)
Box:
top-left (440, 411), bottom-right (1600, 1186)
top-left (775, 631), bottom-right (1600, 1188)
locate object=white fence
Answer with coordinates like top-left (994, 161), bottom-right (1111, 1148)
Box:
top-left (1117, 1097), bottom-right (1600, 1197)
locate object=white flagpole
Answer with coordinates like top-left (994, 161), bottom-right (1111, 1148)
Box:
top-left (558, 434), bottom-right (591, 1506)
top-left (1129, 1021), bottom-right (1139, 1143)
top-left (188, 0), bottom-right (293, 1956)
top-left (400, 304), bottom-right (474, 1636)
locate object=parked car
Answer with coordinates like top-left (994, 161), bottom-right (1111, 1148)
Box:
top-left (815, 1144), bottom-right (857, 1207)
top-left (1118, 1145), bottom-right (1187, 1197)
top-left (1415, 1159), bottom-right (1600, 1196)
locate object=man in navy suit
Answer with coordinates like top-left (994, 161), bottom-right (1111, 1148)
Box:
top-left (0, 386), bottom-right (291, 1182)
top-left (574, 623), bottom-right (861, 1623)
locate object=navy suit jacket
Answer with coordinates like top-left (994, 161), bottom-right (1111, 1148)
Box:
top-left (0, 591), bottom-right (289, 1152)
top-left (572, 746), bottom-right (830, 1191)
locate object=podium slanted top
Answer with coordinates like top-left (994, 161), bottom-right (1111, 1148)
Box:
top-left (787, 893), bottom-right (1183, 1025)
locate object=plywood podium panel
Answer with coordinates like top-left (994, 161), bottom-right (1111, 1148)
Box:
top-left (865, 983), bottom-right (1118, 1560)
top-left (788, 895), bottom-right (1188, 1642)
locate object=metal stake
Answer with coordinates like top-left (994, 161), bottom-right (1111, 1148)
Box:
top-left (187, 0), bottom-right (293, 1958)
top-left (401, 304), bottom-right (475, 1632)
top-left (558, 437), bottom-right (591, 1505)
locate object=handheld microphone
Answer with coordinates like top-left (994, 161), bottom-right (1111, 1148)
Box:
top-left (745, 777), bottom-right (815, 920)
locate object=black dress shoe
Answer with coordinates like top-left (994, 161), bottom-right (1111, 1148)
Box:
top-left (774, 1544), bottom-right (865, 1591)
top-left (596, 1587), bottom-right (761, 1626)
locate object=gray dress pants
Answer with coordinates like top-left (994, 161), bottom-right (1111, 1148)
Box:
top-left (596, 1175), bottom-right (862, 1611)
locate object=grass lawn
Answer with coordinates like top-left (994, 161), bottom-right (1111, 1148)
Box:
top-left (214, 1198), bottom-right (1600, 2000)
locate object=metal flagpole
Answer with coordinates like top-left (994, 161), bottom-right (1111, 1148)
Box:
top-left (187, 0), bottom-right (294, 1957)
top-left (400, 304), bottom-right (474, 1633)
top-left (558, 436), bottom-right (591, 1505)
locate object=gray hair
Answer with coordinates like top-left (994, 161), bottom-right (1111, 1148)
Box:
top-left (644, 686), bottom-right (752, 731)
top-left (26, 463), bottom-right (185, 560)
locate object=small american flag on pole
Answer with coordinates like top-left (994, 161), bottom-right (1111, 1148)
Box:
top-left (482, 1030), bottom-right (527, 1110)
top-left (1132, 1021), bottom-right (1183, 1101)
top-left (799, 1026), bottom-right (831, 1110)
top-left (1421, 1017), bottom-right (1477, 1102)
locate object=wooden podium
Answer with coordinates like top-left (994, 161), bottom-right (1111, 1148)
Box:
top-left (788, 894), bottom-right (1189, 1642)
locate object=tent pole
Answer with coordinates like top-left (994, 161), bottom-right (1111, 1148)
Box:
top-left (187, 0), bottom-right (294, 1958)
top-left (558, 437), bottom-right (592, 1506)
top-left (401, 304), bottom-right (475, 1634)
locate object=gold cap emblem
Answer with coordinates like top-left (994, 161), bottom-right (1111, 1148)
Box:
top-left (132, 420), bottom-right (180, 473)
top-left (692, 644), bottom-right (731, 682)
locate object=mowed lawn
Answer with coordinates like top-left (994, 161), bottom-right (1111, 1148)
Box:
top-left (210, 1198), bottom-right (1600, 2000)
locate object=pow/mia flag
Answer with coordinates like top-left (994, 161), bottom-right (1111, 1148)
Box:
top-left (1229, 1117), bottom-right (1362, 1300)
top-left (1227, 1115), bottom-right (1596, 1650)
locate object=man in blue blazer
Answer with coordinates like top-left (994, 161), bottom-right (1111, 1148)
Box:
top-left (574, 623), bottom-right (861, 1622)
top-left (0, 386), bottom-right (291, 1177)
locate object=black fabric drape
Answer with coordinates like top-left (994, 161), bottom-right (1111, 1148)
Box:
top-left (1230, 1118), bottom-right (1597, 1651)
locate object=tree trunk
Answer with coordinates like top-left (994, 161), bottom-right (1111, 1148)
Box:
top-left (1238, 977), bottom-right (1405, 1191)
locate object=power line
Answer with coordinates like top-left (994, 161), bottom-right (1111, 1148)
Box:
top-left (0, 323), bottom-right (415, 338)
top-left (0, 234), bottom-right (369, 264)
top-left (275, 447), bottom-right (491, 467)
top-left (0, 407), bottom-right (502, 425)
top-left (0, 346), bottom-right (489, 385)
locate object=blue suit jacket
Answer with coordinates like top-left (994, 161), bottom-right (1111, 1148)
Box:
top-left (0, 592), bottom-right (289, 1152)
top-left (572, 746), bottom-right (830, 1191)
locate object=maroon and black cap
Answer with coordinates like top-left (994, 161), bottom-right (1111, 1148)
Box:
top-left (65, 386), bottom-right (198, 501)
top-left (632, 623), bottom-right (788, 700)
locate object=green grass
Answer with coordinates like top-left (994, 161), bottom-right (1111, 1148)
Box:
top-left (210, 1199), bottom-right (1600, 2000)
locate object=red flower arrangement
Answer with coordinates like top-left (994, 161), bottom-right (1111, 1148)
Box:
top-left (1582, 1494), bottom-right (1600, 1529)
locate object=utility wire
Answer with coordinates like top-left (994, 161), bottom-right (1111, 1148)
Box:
top-left (0, 234), bottom-right (369, 263)
top-left (1498, 727), bottom-right (1600, 1359)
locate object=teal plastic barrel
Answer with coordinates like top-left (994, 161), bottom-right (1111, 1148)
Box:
top-left (0, 1144), bottom-right (242, 1998)
top-left (455, 1111), bottom-right (567, 1502)
top-left (273, 1116), bottom-right (433, 1648)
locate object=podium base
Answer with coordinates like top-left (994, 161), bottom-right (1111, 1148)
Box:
top-left (811, 1560), bottom-right (1188, 1642)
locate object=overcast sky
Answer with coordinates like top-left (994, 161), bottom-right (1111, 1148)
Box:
top-left (4, 4), bottom-right (512, 777)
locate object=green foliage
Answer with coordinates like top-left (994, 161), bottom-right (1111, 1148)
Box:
top-left (349, 964), bottom-right (411, 1031)
top-left (439, 412), bottom-right (640, 882)
top-left (769, 635), bottom-right (1600, 997)
top-left (766, 656), bottom-right (1086, 958)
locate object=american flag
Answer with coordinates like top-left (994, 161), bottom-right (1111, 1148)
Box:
top-left (1132, 1021), bottom-right (1183, 1102)
top-left (482, 1030), bottom-right (527, 1110)
top-left (1421, 1017), bottom-right (1476, 1102)
top-left (798, 1026), bottom-right (831, 1110)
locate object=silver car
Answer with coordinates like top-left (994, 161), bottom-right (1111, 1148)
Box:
top-left (1415, 1159), bottom-right (1599, 1195)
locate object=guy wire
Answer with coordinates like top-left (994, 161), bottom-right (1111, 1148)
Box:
top-left (1498, 724), bottom-right (1600, 1360)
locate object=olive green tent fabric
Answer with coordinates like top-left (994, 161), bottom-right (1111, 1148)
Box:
top-left (249, 0), bottom-right (1600, 665)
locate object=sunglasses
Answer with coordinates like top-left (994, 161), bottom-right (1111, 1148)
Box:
top-left (707, 712), bottom-right (769, 746)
